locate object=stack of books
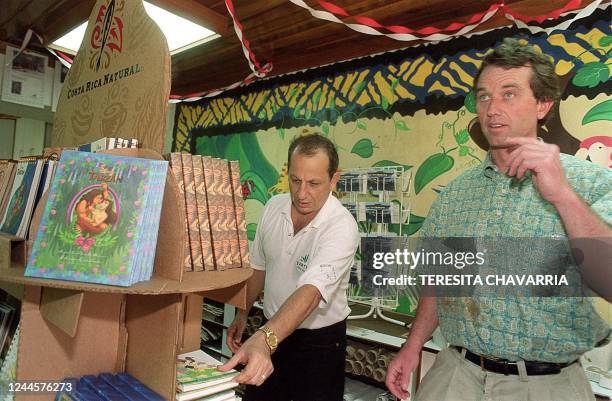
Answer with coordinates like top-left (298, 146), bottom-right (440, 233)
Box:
top-left (0, 300), bottom-right (19, 363)
top-left (54, 372), bottom-right (165, 401)
top-left (167, 153), bottom-right (249, 272)
top-left (0, 156), bottom-right (58, 238)
top-left (25, 151), bottom-right (168, 287)
top-left (176, 350), bottom-right (239, 401)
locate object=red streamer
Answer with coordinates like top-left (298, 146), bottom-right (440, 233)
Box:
top-left (317, 0), bottom-right (583, 36)
top-left (502, 0), bottom-right (583, 23)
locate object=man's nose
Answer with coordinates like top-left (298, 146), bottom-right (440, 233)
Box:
top-left (297, 182), bottom-right (308, 198)
top-left (487, 97), bottom-right (501, 116)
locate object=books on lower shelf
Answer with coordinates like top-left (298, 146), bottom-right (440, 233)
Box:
top-left (54, 372), bottom-right (165, 401)
top-left (176, 349), bottom-right (239, 401)
top-left (166, 153), bottom-right (250, 272)
top-left (25, 150), bottom-right (168, 287)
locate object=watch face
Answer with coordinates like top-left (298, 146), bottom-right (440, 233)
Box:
top-left (269, 335), bottom-right (278, 348)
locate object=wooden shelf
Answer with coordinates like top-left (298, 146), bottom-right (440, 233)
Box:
top-left (0, 264), bottom-right (252, 295)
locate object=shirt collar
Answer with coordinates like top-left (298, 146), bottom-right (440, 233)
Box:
top-left (482, 152), bottom-right (499, 179)
top-left (480, 151), bottom-right (532, 188)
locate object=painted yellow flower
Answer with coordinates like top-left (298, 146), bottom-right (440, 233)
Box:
top-left (269, 163), bottom-right (289, 194)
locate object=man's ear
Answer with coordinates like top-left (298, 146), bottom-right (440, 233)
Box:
top-left (330, 170), bottom-right (341, 189)
top-left (536, 99), bottom-right (554, 121)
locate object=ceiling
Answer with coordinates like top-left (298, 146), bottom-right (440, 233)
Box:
top-left (0, 0), bottom-right (597, 97)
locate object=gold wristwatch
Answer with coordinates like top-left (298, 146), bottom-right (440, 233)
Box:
top-left (258, 325), bottom-right (278, 354)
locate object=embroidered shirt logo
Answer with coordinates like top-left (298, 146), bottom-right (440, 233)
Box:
top-left (296, 254), bottom-right (310, 272)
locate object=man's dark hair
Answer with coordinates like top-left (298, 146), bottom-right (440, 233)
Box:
top-left (287, 133), bottom-right (339, 179)
top-left (474, 38), bottom-right (561, 104)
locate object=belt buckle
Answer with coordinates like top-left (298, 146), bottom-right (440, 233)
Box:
top-left (502, 360), bottom-right (510, 376)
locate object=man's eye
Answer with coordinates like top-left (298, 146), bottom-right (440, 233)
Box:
top-left (478, 94), bottom-right (490, 102)
top-left (503, 92), bottom-right (515, 99)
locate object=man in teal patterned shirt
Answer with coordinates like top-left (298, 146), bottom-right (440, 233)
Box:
top-left (386, 38), bottom-right (611, 401)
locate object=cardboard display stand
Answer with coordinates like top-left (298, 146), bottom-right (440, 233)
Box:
top-left (0, 2), bottom-right (253, 399)
top-left (0, 148), bottom-right (252, 401)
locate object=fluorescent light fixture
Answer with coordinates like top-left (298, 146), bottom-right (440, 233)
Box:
top-left (50, 1), bottom-right (219, 55)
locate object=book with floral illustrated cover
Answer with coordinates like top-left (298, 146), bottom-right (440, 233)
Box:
top-left (25, 150), bottom-right (168, 286)
top-left (176, 350), bottom-right (238, 393)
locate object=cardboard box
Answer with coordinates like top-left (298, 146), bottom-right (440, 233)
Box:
top-left (0, 149), bottom-right (252, 401)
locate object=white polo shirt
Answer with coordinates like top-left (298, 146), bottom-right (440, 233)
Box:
top-left (251, 192), bottom-right (359, 330)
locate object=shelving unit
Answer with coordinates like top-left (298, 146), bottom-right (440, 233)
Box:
top-left (0, 149), bottom-right (253, 401)
top-left (201, 299), bottom-right (235, 359)
top-left (337, 166), bottom-right (414, 326)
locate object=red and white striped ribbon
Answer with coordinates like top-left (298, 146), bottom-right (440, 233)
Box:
top-left (290, 0), bottom-right (595, 42)
top-left (289, 0), bottom-right (501, 42)
top-left (225, 0), bottom-right (269, 77)
top-left (504, 0), bottom-right (604, 35)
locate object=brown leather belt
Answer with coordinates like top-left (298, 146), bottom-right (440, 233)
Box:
top-left (452, 346), bottom-right (577, 376)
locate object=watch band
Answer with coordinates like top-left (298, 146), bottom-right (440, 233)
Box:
top-left (258, 325), bottom-right (278, 354)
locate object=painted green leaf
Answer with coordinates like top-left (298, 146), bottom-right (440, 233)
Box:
top-left (289, 87), bottom-right (299, 99)
top-left (257, 110), bottom-right (266, 119)
top-left (414, 153), bottom-right (454, 194)
top-left (572, 62), bottom-right (609, 88)
top-left (305, 109), bottom-right (312, 120)
top-left (582, 99), bottom-right (612, 125)
top-left (351, 138), bottom-right (375, 158)
top-left (357, 120), bottom-right (367, 130)
top-left (459, 145), bottom-right (470, 156)
top-left (292, 104), bottom-right (303, 118)
top-left (353, 81), bottom-right (367, 94)
top-left (353, 81), bottom-right (366, 95)
top-left (599, 35), bottom-right (612, 47)
top-left (272, 103), bottom-right (279, 114)
top-left (381, 95), bottom-right (389, 111)
top-left (388, 214), bottom-right (426, 236)
top-left (327, 94), bottom-right (336, 108)
top-left (321, 122), bottom-right (330, 135)
top-left (391, 79), bottom-right (399, 92)
top-left (464, 91), bottom-right (477, 113)
top-left (247, 223), bottom-right (257, 241)
top-left (278, 128), bottom-right (285, 140)
top-left (395, 120), bottom-right (410, 131)
top-left (371, 160), bottom-right (413, 171)
top-left (313, 88), bottom-right (322, 106)
top-left (455, 128), bottom-right (469, 144)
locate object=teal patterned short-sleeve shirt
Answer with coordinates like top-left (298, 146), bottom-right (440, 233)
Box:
top-left (420, 152), bottom-right (611, 363)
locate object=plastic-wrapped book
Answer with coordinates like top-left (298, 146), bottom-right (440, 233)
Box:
top-left (25, 151), bottom-right (168, 286)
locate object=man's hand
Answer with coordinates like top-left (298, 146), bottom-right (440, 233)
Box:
top-left (504, 137), bottom-right (572, 205)
top-left (227, 311), bottom-right (248, 353)
top-left (218, 331), bottom-right (274, 386)
top-left (385, 346), bottom-right (420, 400)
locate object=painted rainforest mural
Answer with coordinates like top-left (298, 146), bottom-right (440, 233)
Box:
top-left (172, 9), bottom-right (612, 315)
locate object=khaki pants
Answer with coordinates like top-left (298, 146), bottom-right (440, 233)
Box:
top-left (416, 347), bottom-right (595, 401)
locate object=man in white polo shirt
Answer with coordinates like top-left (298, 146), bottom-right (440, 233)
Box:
top-left (218, 133), bottom-right (359, 401)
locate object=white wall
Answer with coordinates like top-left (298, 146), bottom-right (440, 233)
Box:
top-left (0, 119), bottom-right (15, 159)
top-left (13, 118), bottom-right (45, 158)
